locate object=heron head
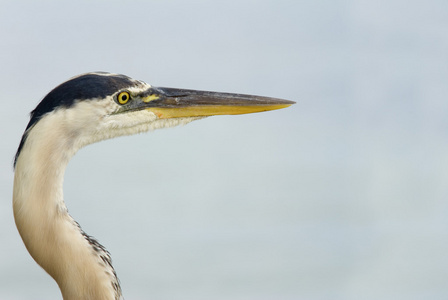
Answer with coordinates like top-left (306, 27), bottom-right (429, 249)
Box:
top-left (14, 72), bottom-right (294, 166)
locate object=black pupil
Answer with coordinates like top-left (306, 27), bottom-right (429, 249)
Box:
top-left (121, 94), bottom-right (128, 101)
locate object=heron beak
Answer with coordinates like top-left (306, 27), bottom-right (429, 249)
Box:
top-left (141, 87), bottom-right (295, 119)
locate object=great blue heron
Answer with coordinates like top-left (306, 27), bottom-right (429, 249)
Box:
top-left (13, 72), bottom-right (294, 300)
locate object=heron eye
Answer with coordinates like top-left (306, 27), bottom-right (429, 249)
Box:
top-left (117, 92), bottom-right (130, 105)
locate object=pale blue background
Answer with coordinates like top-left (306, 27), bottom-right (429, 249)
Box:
top-left (1, 1), bottom-right (447, 299)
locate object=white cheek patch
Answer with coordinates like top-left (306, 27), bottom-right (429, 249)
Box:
top-left (104, 109), bottom-right (158, 131)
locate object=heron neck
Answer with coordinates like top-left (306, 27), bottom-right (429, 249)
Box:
top-left (13, 124), bottom-right (120, 300)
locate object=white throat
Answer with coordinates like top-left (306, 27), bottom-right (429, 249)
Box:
top-left (13, 107), bottom-right (122, 300)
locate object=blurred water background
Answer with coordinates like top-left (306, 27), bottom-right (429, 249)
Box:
top-left (1, 1), bottom-right (447, 299)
